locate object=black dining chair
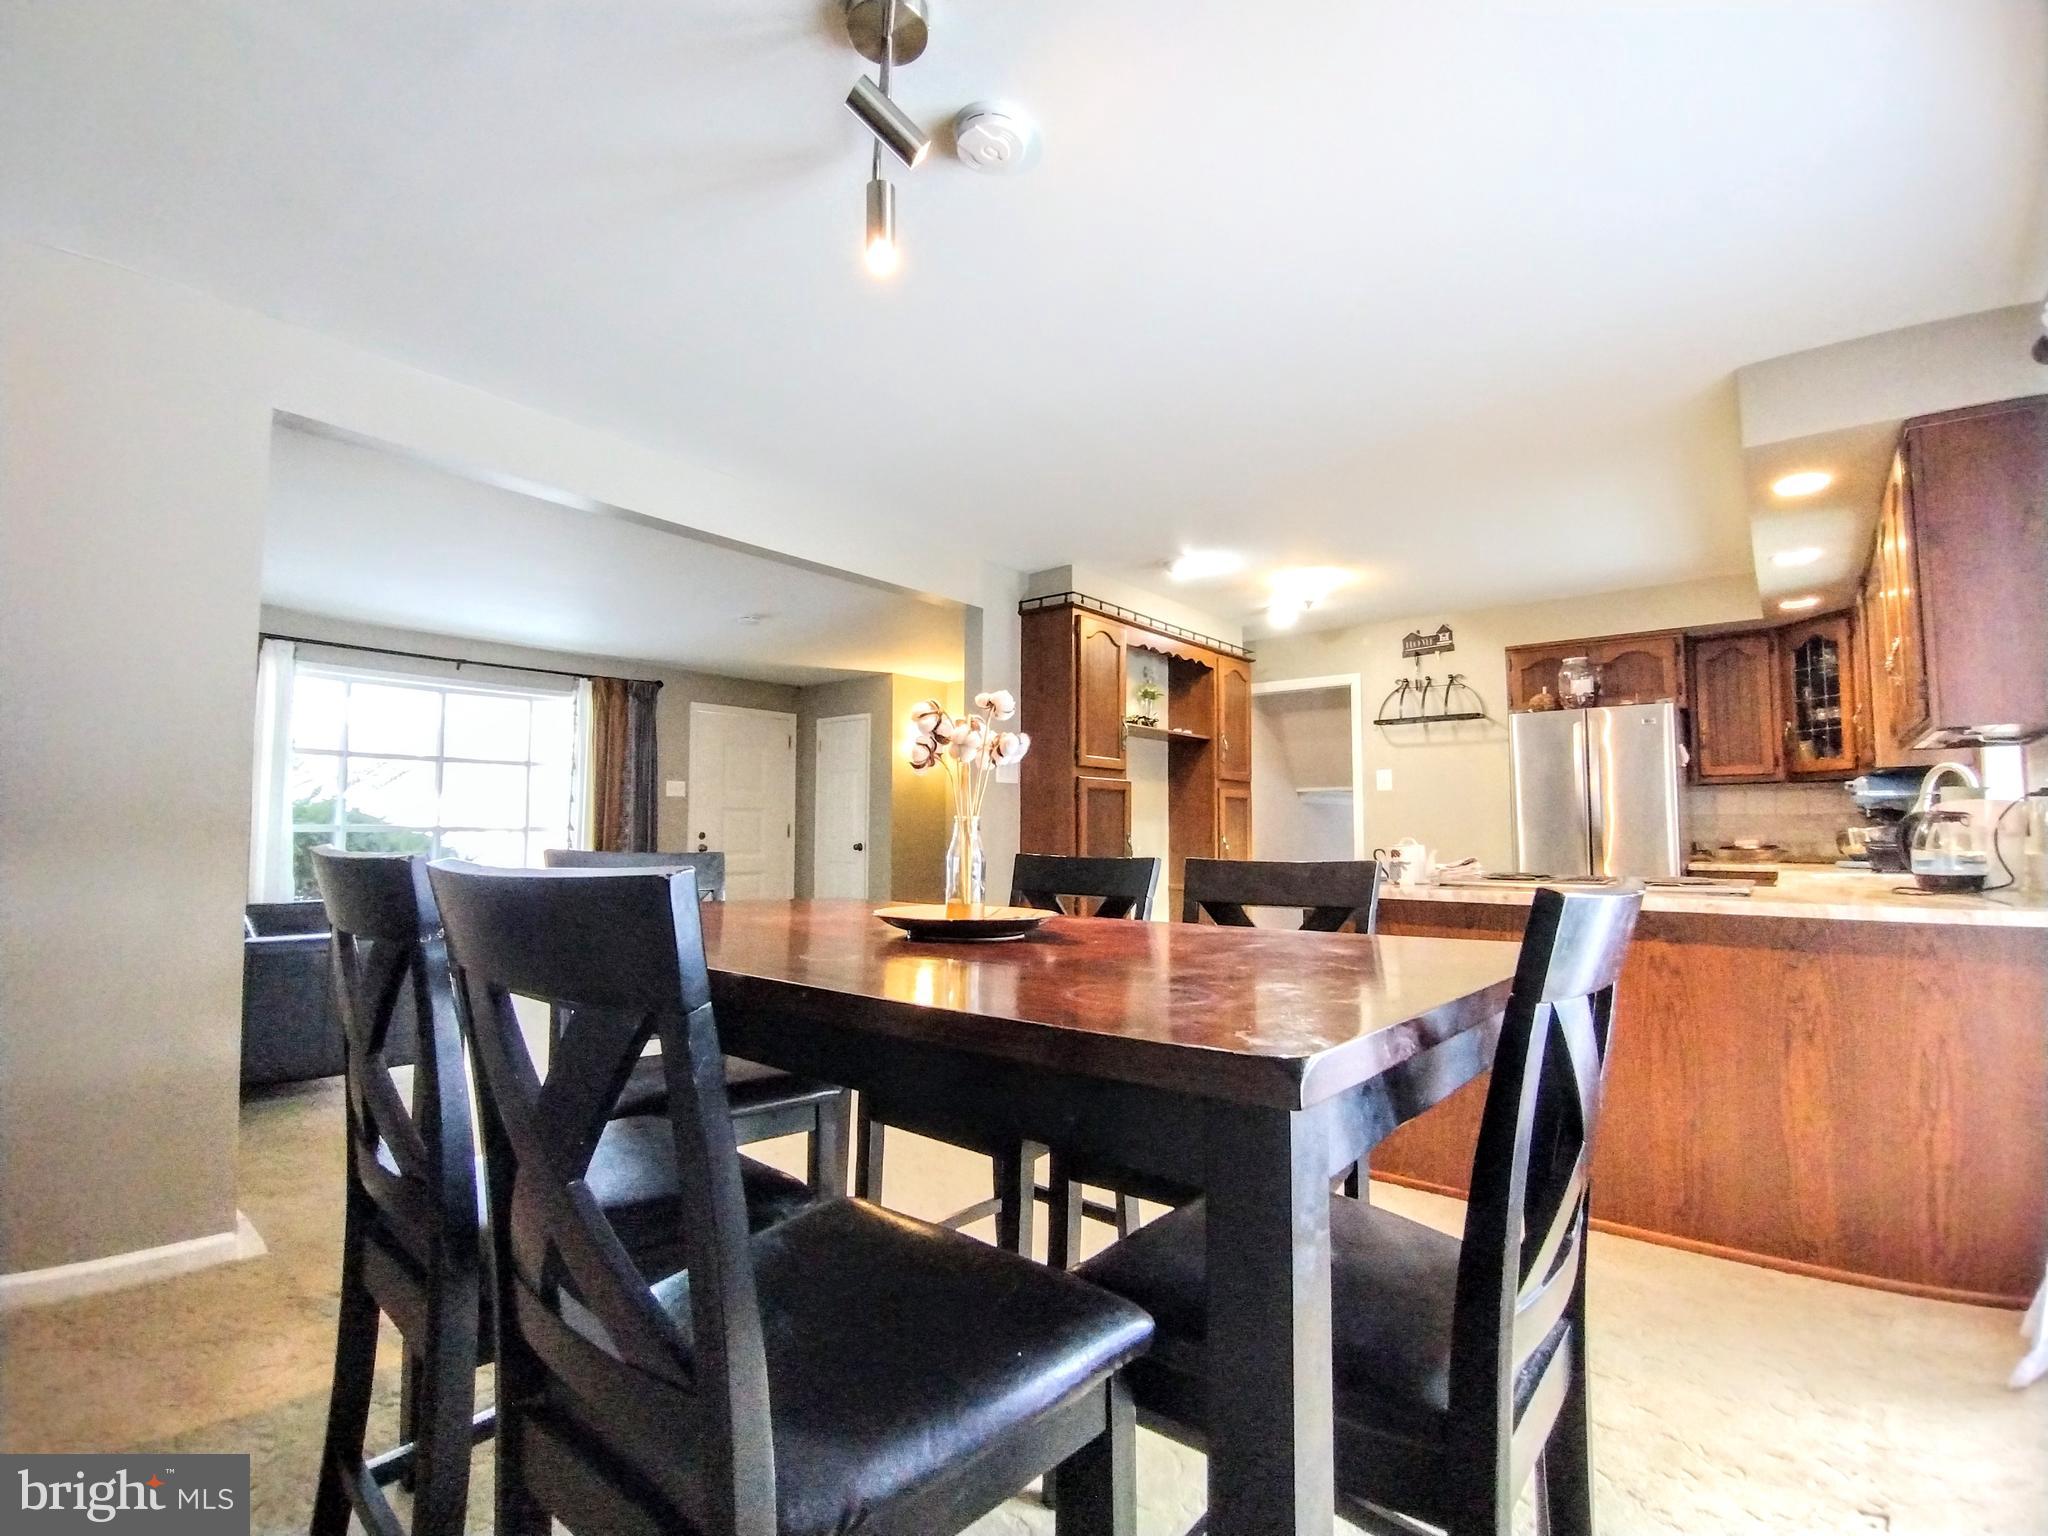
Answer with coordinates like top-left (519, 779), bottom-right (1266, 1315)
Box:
top-left (1077, 884), bottom-right (1643, 1536)
top-left (1040, 857), bottom-right (1383, 1267)
top-left (855, 854), bottom-right (1163, 1260)
top-left (543, 847), bottom-right (852, 1198)
top-left (428, 859), bottom-right (1154, 1536)
top-left (307, 851), bottom-right (818, 1536)
top-left (1180, 856), bottom-right (1382, 931)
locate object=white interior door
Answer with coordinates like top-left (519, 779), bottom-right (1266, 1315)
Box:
top-left (687, 704), bottom-right (796, 899)
top-left (812, 713), bottom-right (871, 900)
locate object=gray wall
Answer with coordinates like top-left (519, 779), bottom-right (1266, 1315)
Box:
top-left (794, 674), bottom-right (894, 900)
top-left (263, 608), bottom-right (799, 856)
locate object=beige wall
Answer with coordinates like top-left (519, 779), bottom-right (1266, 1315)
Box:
top-left (794, 674), bottom-right (893, 901)
top-left (0, 242), bottom-right (1025, 1280)
top-left (263, 609), bottom-right (799, 856)
top-left (889, 677), bottom-right (963, 903)
top-left (1254, 574), bottom-right (1761, 869)
top-left (791, 673), bottom-right (962, 902)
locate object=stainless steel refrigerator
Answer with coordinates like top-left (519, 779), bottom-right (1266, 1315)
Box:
top-left (1509, 702), bottom-right (1686, 879)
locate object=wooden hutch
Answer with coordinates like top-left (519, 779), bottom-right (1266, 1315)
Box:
top-left (1018, 592), bottom-right (1253, 906)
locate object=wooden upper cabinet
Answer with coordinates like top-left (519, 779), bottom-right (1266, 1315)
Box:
top-left (1873, 451), bottom-right (1931, 749)
top-left (1897, 395), bottom-right (2048, 745)
top-left (1689, 632), bottom-right (1782, 782)
top-left (1074, 613), bottom-right (1128, 771)
top-left (1075, 775), bottom-right (1132, 858)
top-left (1779, 612), bottom-right (1859, 779)
top-left (1217, 783), bottom-right (1252, 861)
top-left (1584, 633), bottom-right (1684, 707)
top-left (1506, 644), bottom-right (1575, 711)
top-left (1215, 657), bottom-right (1252, 781)
top-left (1506, 634), bottom-right (1681, 711)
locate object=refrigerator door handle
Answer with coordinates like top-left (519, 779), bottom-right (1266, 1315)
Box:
top-left (1586, 709), bottom-right (1608, 877)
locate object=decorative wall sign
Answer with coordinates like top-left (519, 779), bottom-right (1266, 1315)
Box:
top-left (1400, 623), bottom-right (1455, 658)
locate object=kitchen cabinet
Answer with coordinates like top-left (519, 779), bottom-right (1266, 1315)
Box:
top-left (1689, 631), bottom-right (1781, 783)
top-left (1505, 644), bottom-right (1578, 711)
top-left (1075, 775), bottom-right (1132, 858)
top-left (1215, 657), bottom-right (1253, 781)
top-left (1778, 612), bottom-right (1859, 779)
top-left (1074, 612), bottom-right (1128, 772)
top-left (1505, 633), bottom-right (1682, 711)
top-left (1217, 783), bottom-right (1252, 861)
top-left (1889, 395), bottom-right (2048, 747)
top-left (1019, 596), bottom-right (1250, 883)
top-left (1585, 633), bottom-right (1685, 706)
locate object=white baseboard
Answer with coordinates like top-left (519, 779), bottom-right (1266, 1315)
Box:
top-left (0, 1212), bottom-right (266, 1311)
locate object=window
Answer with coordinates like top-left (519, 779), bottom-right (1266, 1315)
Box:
top-left (275, 663), bottom-right (581, 899)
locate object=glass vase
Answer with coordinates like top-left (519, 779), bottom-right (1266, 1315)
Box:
top-left (944, 813), bottom-right (985, 909)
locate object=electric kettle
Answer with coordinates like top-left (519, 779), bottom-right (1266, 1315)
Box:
top-left (1897, 803), bottom-right (1992, 893)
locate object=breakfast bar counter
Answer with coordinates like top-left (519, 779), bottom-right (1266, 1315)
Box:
top-left (1372, 877), bottom-right (2048, 1305)
top-left (1396, 867), bottom-right (2048, 926)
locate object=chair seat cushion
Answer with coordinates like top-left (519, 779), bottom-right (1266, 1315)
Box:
top-left (1077, 1194), bottom-right (1460, 1441)
top-left (651, 1197), bottom-right (1153, 1536)
top-left (613, 1053), bottom-right (843, 1120)
top-left (586, 1115), bottom-right (816, 1260)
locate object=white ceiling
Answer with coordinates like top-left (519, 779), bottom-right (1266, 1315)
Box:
top-left (5, 2), bottom-right (2045, 633)
top-left (265, 426), bottom-right (966, 685)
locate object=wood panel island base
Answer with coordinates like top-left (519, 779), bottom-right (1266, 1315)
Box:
top-left (1374, 890), bottom-right (2048, 1307)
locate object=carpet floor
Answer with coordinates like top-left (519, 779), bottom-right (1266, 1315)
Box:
top-left (2, 1077), bottom-right (2042, 1534)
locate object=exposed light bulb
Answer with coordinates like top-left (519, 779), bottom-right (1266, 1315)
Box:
top-left (864, 177), bottom-right (898, 278)
top-left (1771, 470), bottom-right (1833, 498)
top-left (1771, 547), bottom-right (1824, 568)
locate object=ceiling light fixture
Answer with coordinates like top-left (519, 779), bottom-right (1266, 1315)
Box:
top-left (847, 75), bottom-right (931, 169)
top-left (1167, 549), bottom-right (1244, 582)
top-left (1770, 470), bottom-right (1833, 498)
top-left (1771, 546), bottom-right (1824, 568)
top-left (842, 0), bottom-right (928, 278)
top-left (1778, 595), bottom-right (1822, 612)
top-left (1265, 598), bottom-right (1306, 630)
top-left (1261, 567), bottom-right (1351, 631)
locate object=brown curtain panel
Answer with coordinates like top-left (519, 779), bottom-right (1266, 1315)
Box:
top-left (588, 676), bottom-right (661, 852)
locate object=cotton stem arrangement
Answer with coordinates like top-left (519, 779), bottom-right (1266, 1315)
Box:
top-left (905, 690), bottom-right (1030, 817)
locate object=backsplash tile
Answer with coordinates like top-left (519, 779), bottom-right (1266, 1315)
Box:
top-left (1687, 782), bottom-right (1854, 862)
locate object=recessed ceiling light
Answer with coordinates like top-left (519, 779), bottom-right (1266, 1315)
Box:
top-left (1771, 470), bottom-right (1833, 498)
top-left (1778, 595), bottom-right (1821, 612)
top-left (1771, 546), bottom-right (1825, 568)
top-left (1166, 549), bottom-right (1243, 582)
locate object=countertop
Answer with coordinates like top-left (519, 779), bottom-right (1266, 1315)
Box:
top-left (1380, 869), bottom-right (2048, 928)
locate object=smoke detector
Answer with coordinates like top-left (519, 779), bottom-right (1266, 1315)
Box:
top-left (952, 102), bottom-right (1038, 173)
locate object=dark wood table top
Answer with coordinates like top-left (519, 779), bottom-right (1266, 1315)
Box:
top-left (700, 900), bottom-right (1517, 1111)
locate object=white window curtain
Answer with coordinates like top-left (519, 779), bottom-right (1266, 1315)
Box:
top-left (248, 637), bottom-right (297, 901)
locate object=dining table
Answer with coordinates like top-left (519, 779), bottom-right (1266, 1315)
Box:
top-left (697, 899), bottom-right (1520, 1536)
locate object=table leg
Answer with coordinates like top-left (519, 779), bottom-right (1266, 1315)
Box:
top-left (1204, 1102), bottom-right (1334, 1536)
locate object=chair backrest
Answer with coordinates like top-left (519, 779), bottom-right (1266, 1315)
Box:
top-left (1180, 858), bottom-right (1381, 932)
top-left (311, 849), bottom-right (477, 1275)
top-left (1010, 853), bottom-right (1162, 919)
top-left (1447, 883), bottom-right (1640, 1513)
top-left (544, 847), bottom-right (728, 901)
top-left (427, 859), bottom-right (771, 1535)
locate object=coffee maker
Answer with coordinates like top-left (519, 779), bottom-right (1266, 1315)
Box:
top-left (1844, 767), bottom-right (1930, 873)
